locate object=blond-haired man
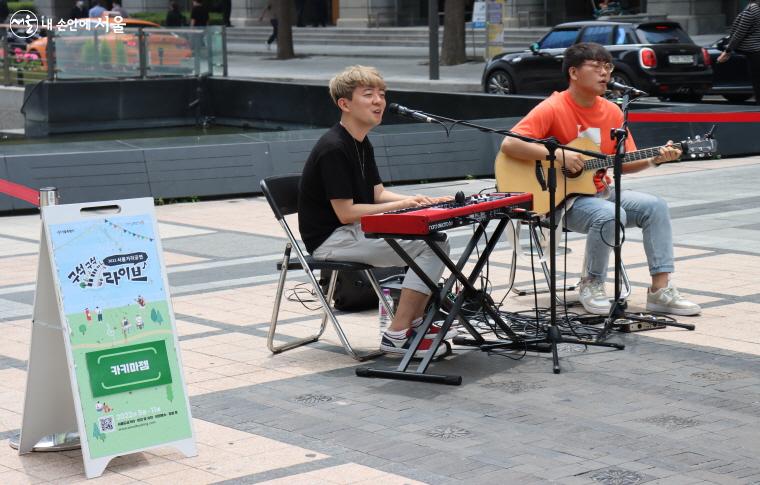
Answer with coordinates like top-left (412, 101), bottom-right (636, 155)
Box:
top-left (298, 65), bottom-right (454, 357)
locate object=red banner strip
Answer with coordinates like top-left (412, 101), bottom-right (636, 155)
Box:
top-left (0, 179), bottom-right (40, 206)
top-left (629, 112), bottom-right (760, 123)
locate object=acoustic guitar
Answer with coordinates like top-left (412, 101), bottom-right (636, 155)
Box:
top-left (495, 135), bottom-right (718, 216)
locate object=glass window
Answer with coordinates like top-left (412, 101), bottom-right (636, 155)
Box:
top-left (539, 29), bottom-right (579, 49)
top-left (636, 24), bottom-right (693, 44)
top-left (580, 26), bottom-right (614, 45)
top-left (614, 27), bottom-right (637, 45)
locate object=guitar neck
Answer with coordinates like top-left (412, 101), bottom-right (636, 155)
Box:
top-left (584, 143), bottom-right (682, 171)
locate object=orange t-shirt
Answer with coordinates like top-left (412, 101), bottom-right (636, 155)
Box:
top-left (510, 91), bottom-right (637, 192)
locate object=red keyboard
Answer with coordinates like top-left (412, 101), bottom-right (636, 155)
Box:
top-left (361, 192), bottom-right (533, 236)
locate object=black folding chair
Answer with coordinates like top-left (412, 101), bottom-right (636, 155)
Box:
top-left (260, 174), bottom-right (392, 361)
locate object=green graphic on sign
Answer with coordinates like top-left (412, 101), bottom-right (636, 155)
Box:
top-left (86, 340), bottom-right (172, 397)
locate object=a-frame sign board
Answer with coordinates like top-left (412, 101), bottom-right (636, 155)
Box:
top-left (18, 198), bottom-right (197, 478)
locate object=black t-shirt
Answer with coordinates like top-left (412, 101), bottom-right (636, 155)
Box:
top-left (298, 124), bottom-right (382, 254)
top-left (191, 5), bottom-right (209, 26)
top-left (166, 10), bottom-right (187, 26)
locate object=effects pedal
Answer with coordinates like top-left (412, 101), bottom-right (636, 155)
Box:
top-left (615, 316), bottom-right (668, 333)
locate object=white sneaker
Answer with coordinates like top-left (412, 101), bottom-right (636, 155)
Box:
top-left (578, 279), bottom-right (611, 315)
top-left (646, 286), bottom-right (701, 316)
top-left (265, 41), bottom-right (271, 50)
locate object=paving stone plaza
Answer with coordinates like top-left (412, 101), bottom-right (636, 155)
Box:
top-left (1, 155), bottom-right (760, 484)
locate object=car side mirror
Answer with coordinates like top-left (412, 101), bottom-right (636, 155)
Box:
top-left (530, 42), bottom-right (540, 54)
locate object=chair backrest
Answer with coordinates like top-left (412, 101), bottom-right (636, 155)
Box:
top-left (260, 174), bottom-right (301, 221)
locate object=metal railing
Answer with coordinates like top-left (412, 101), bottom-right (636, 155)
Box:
top-left (1, 24), bottom-right (227, 86)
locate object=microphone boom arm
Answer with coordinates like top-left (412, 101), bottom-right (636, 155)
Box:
top-left (388, 104), bottom-right (605, 159)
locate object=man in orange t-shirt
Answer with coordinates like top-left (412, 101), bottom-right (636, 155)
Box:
top-left (501, 42), bottom-right (700, 317)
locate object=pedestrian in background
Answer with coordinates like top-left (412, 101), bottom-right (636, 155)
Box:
top-left (88, 0), bottom-right (107, 18)
top-left (259, 2), bottom-right (277, 51)
top-left (295, 0), bottom-right (305, 27)
top-left (221, 0), bottom-right (232, 27)
top-left (111, 1), bottom-right (128, 17)
top-left (313, 0), bottom-right (327, 27)
top-left (719, 0), bottom-right (760, 104)
top-left (0, 0), bottom-right (9, 24)
top-left (190, 0), bottom-right (209, 27)
top-left (69, 0), bottom-right (87, 19)
top-left (165, 1), bottom-right (187, 26)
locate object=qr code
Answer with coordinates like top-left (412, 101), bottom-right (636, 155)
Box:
top-left (98, 416), bottom-right (115, 433)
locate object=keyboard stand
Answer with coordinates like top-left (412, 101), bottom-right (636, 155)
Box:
top-left (357, 217), bottom-right (547, 385)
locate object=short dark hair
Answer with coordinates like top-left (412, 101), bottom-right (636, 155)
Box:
top-left (562, 42), bottom-right (613, 80)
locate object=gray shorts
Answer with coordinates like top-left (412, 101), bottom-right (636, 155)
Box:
top-left (312, 223), bottom-right (450, 295)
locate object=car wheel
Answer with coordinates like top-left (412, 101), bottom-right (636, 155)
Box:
top-left (486, 70), bottom-right (515, 95)
top-left (723, 94), bottom-right (753, 103)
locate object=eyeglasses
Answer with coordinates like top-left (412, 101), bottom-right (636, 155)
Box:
top-left (583, 61), bottom-right (615, 73)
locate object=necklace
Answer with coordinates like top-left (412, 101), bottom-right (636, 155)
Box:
top-left (340, 121), bottom-right (367, 179)
top-left (352, 138), bottom-right (366, 180)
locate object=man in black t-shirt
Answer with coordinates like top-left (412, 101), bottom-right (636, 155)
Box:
top-left (298, 65), bottom-right (454, 358)
top-left (190, 0), bottom-right (208, 27)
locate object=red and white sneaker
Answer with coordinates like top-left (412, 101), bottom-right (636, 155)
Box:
top-left (412, 317), bottom-right (458, 340)
top-left (380, 328), bottom-right (448, 358)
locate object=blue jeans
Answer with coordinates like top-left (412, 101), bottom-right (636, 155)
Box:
top-left (564, 190), bottom-right (674, 281)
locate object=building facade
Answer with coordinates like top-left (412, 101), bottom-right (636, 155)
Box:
top-left (35, 0), bottom-right (746, 35)
top-left (330, 0), bottom-right (740, 34)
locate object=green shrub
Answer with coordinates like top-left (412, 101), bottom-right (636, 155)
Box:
top-left (80, 39), bottom-right (97, 63)
top-left (8, 1), bottom-right (37, 14)
top-left (114, 40), bottom-right (127, 65)
top-left (99, 42), bottom-right (112, 64)
top-left (129, 11), bottom-right (166, 25)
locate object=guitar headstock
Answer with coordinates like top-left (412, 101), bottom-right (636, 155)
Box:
top-left (680, 132), bottom-right (718, 160)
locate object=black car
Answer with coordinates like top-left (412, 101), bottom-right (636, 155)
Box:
top-left (706, 35), bottom-right (754, 103)
top-left (482, 21), bottom-right (712, 101)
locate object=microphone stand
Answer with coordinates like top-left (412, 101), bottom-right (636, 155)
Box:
top-left (596, 91), bottom-right (695, 341)
top-left (391, 107), bottom-right (625, 374)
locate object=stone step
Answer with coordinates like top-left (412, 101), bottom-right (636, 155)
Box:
top-left (225, 26), bottom-right (546, 50)
top-left (225, 35), bottom-right (540, 44)
top-left (224, 25), bottom-right (546, 59)
top-left (227, 25), bottom-right (548, 34)
top-left (226, 26), bottom-right (547, 40)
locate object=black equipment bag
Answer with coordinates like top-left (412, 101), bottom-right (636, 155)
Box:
top-left (320, 267), bottom-right (405, 311)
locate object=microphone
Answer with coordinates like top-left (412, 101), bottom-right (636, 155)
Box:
top-left (607, 81), bottom-right (648, 97)
top-left (388, 103), bottom-right (435, 123)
